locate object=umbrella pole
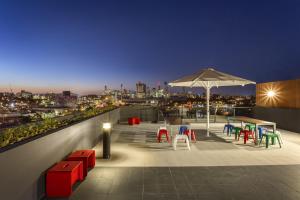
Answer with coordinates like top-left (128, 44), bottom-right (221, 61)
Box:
top-left (206, 87), bottom-right (210, 137)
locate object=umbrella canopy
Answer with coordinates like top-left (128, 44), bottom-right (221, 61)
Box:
top-left (168, 67), bottom-right (256, 136)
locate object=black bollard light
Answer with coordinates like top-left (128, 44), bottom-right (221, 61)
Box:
top-left (102, 122), bottom-right (111, 159)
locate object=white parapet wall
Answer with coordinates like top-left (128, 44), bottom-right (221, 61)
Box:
top-left (0, 108), bottom-right (120, 200)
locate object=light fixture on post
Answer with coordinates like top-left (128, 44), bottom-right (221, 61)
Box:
top-left (102, 122), bottom-right (111, 159)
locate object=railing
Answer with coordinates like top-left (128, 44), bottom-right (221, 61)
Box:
top-left (159, 106), bottom-right (254, 123)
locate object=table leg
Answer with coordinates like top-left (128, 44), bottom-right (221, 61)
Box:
top-left (227, 122), bottom-right (229, 135)
top-left (255, 124), bottom-right (259, 145)
top-left (266, 135), bottom-right (269, 148)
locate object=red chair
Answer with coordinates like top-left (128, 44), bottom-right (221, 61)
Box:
top-left (184, 130), bottom-right (197, 142)
top-left (157, 129), bottom-right (170, 143)
top-left (238, 130), bottom-right (255, 144)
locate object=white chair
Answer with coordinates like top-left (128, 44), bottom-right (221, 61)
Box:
top-left (173, 134), bottom-right (190, 150)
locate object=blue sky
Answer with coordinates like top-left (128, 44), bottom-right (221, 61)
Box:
top-left (0, 0), bottom-right (299, 95)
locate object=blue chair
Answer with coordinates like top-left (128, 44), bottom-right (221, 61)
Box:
top-left (223, 124), bottom-right (234, 135)
top-left (179, 126), bottom-right (188, 135)
top-left (258, 127), bottom-right (264, 139)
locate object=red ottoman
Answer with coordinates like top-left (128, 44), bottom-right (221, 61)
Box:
top-left (135, 117), bottom-right (141, 124)
top-left (46, 161), bottom-right (83, 197)
top-left (67, 150), bottom-right (96, 178)
top-left (128, 117), bottom-right (141, 125)
top-left (128, 117), bottom-right (135, 125)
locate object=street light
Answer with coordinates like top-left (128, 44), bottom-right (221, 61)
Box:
top-left (102, 122), bottom-right (111, 159)
top-left (103, 122), bottom-right (111, 130)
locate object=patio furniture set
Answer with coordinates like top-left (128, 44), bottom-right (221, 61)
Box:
top-left (156, 125), bottom-right (197, 150)
top-left (46, 150), bottom-right (96, 198)
top-left (225, 116), bottom-right (283, 148)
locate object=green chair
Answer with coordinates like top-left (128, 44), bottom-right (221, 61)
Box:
top-left (245, 124), bottom-right (256, 132)
top-left (232, 127), bottom-right (243, 140)
top-left (259, 131), bottom-right (282, 148)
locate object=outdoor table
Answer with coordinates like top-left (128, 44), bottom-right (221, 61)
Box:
top-left (227, 116), bottom-right (276, 145)
top-left (67, 150), bottom-right (95, 177)
top-left (46, 161), bottom-right (83, 197)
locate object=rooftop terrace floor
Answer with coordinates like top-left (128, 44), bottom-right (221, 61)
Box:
top-left (47, 122), bottom-right (300, 200)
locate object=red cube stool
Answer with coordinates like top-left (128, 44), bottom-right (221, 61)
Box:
top-left (46, 161), bottom-right (83, 197)
top-left (157, 129), bottom-right (170, 143)
top-left (238, 130), bottom-right (255, 144)
top-left (135, 117), bottom-right (140, 124)
top-left (128, 117), bottom-right (135, 125)
top-left (66, 150), bottom-right (95, 177)
top-left (128, 117), bottom-right (141, 125)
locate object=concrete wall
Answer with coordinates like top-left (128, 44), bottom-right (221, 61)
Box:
top-left (254, 106), bottom-right (300, 133)
top-left (120, 105), bottom-right (161, 122)
top-left (0, 108), bottom-right (120, 200)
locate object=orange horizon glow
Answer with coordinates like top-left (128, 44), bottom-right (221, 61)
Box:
top-left (0, 85), bottom-right (105, 95)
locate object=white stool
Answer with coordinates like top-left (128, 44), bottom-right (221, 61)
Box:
top-left (173, 134), bottom-right (190, 150)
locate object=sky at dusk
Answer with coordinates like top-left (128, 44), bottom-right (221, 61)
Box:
top-left (0, 0), bottom-right (300, 95)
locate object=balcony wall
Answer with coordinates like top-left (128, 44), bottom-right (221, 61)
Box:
top-left (255, 79), bottom-right (300, 133)
top-left (254, 106), bottom-right (300, 133)
top-left (256, 79), bottom-right (300, 108)
top-left (0, 108), bottom-right (120, 200)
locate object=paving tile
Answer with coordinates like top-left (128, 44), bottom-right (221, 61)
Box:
top-left (143, 193), bottom-right (178, 200)
top-left (106, 194), bottom-right (142, 200)
top-left (144, 184), bottom-right (177, 194)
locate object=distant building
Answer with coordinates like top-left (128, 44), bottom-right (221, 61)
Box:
top-left (136, 82), bottom-right (146, 98)
top-left (17, 90), bottom-right (33, 99)
top-left (62, 91), bottom-right (71, 97)
top-left (57, 91), bottom-right (77, 108)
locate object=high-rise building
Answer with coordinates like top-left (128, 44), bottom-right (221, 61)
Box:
top-left (136, 82), bottom-right (146, 98)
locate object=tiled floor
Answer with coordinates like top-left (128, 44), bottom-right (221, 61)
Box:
top-left (60, 165), bottom-right (300, 200)
top-left (46, 122), bottom-right (300, 200)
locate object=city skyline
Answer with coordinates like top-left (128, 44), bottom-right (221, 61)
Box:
top-left (1, 1), bottom-right (300, 94)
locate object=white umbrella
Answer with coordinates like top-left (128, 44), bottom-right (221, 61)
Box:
top-left (168, 67), bottom-right (256, 136)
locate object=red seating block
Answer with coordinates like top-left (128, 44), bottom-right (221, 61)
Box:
top-left (128, 117), bottom-right (141, 125)
top-left (66, 150), bottom-right (95, 177)
top-left (135, 117), bottom-right (140, 124)
top-left (157, 129), bottom-right (170, 143)
top-left (46, 161), bottom-right (83, 197)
